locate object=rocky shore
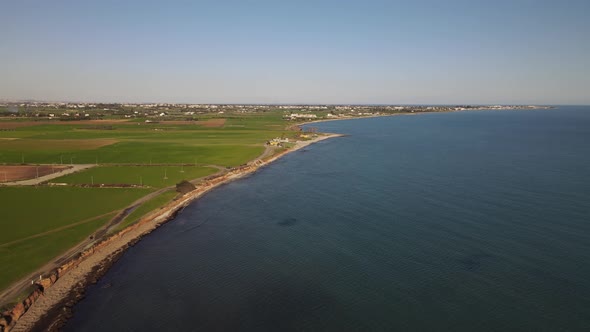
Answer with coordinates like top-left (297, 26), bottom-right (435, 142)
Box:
top-left (0, 134), bottom-right (341, 332)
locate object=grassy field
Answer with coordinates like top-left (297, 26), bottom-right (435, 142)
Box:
top-left (0, 141), bottom-right (266, 166)
top-left (0, 113), bottom-right (289, 166)
top-left (0, 187), bottom-right (152, 245)
top-left (0, 111), bottom-right (294, 296)
top-left (49, 165), bottom-right (218, 188)
top-left (0, 213), bottom-right (115, 292)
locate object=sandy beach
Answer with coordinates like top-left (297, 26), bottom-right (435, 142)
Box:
top-left (2, 133), bottom-right (341, 332)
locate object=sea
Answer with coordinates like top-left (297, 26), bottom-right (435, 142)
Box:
top-left (63, 106), bottom-right (590, 331)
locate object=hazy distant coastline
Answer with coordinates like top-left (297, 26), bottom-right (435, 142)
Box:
top-left (0, 101), bottom-right (553, 123)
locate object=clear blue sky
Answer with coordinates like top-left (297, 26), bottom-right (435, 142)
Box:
top-left (1, 0), bottom-right (589, 104)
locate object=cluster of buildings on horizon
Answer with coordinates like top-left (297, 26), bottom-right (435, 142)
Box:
top-left (0, 101), bottom-right (550, 110)
top-left (0, 101), bottom-right (551, 121)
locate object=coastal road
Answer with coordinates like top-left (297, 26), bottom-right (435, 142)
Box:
top-left (0, 164), bottom-right (228, 307)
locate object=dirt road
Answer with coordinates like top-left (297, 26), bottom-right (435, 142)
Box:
top-left (0, 164), bottom-right (96, 186)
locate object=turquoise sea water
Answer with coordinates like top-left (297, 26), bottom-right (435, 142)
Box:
top-left (64, 107), bottom-right (590, 331)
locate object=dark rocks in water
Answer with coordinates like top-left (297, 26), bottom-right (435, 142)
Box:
top-left (458, 253), bottom-right (492, 271)
top-left (277, 217), bottom-right (298, 226)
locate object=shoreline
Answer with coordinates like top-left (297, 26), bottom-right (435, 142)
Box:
top-left (0, 133), bottom-right (342, 332)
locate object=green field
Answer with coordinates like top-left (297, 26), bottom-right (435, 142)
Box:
top-left (0, 113), bottom-right (290, 166)
top-left (0, 141), bottom-right (266, 166)
top-left (0, 187), bottom-right (152, 245)
top-left (50, 165), bottom-right (218, 188)
top-left (0, 214), bottom-right (115, 293)
top-left (0, 111), bottom-right (293, 297)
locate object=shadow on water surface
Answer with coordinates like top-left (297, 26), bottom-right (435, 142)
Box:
top-left (277, 217), bottom-right (298, 227)
top-left (457, 253), bottom-right (493, 271)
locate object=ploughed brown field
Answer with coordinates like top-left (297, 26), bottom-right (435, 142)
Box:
top-left (0, 165), bottom-right (72, 182)
top-left (199, 118), bottom-right (226, 127)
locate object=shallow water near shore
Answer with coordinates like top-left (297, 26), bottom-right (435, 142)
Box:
top-left (64, 107), bottom-right (590, 331)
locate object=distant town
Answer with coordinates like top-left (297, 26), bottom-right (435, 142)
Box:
top-left (0, 102), bottom-right (551, 122)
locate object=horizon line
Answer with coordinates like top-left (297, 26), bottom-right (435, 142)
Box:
top-left (0, 99), bottom-right (580, 107)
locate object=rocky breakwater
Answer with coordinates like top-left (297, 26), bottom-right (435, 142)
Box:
top-left (0, 273), bottom-right (60, 331)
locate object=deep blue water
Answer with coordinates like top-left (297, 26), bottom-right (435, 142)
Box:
top-left (64, 107), bottom-right (590, 331)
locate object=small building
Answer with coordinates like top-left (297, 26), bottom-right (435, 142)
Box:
top-left (289, 113), bottom-right (317, 120)
top-left (268, 141), bottom-right (281, 147)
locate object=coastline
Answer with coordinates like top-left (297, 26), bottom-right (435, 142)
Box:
top-left (1, 133), bottom-right (342, 332)
top-left (0, 106), bottom-right (555, 331)
top-left (291, 105), bottom-right (553, 129)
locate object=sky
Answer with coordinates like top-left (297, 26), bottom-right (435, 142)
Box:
top-left (1, 0), bottom-right (589, 105)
